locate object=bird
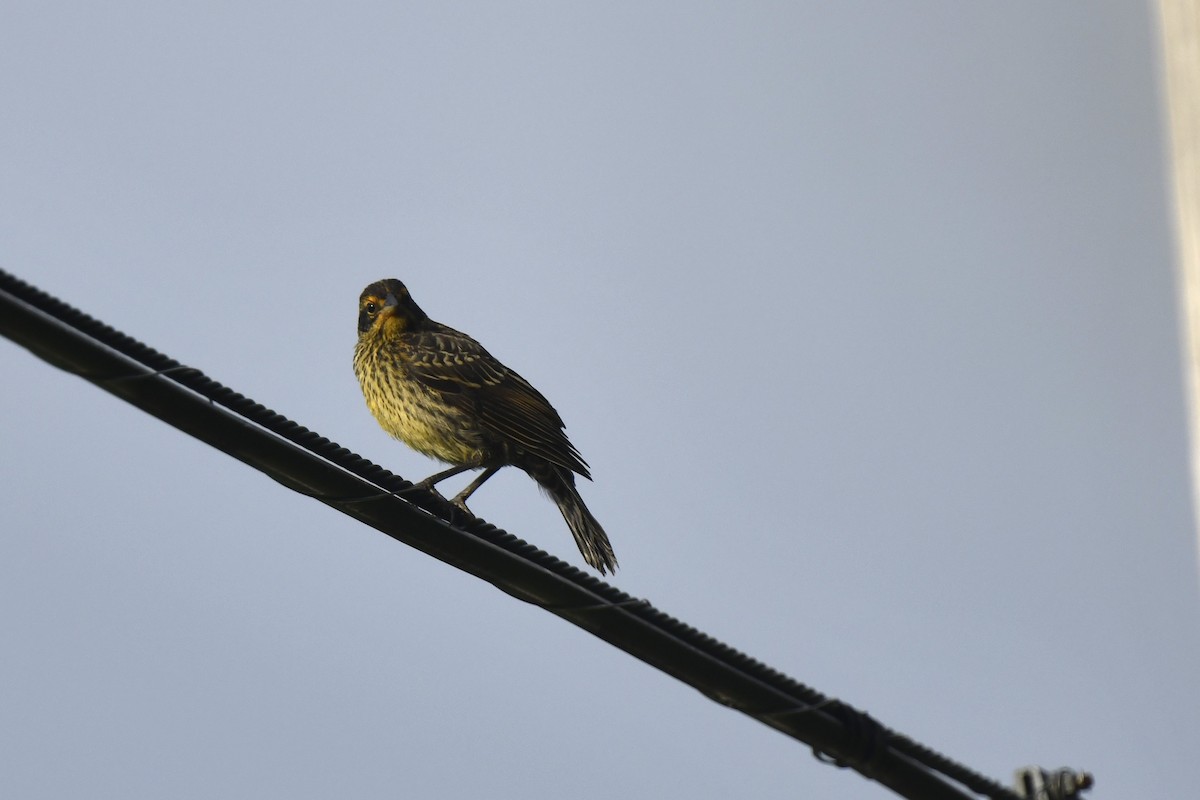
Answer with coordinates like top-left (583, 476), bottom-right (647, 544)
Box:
top-left (352, 278), bottom-right (618, 574)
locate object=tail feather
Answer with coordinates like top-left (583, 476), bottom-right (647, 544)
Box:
top-left (556, 483), bottom-right (618, 575)
top-left (530, 463), bottom-right (618, 574)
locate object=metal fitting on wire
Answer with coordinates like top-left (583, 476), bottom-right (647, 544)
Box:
top-left (1014, 767), bottom-right (1094, 800)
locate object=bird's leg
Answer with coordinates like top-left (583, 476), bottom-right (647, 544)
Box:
top-left (449, 465), bottom-right (501, 514)
top-left (412, 463), bottom-right (477, 492)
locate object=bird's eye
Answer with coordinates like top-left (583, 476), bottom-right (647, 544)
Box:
top-left (365, 301), bottom-right (379, 315)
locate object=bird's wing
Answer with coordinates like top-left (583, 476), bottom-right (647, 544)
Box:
top-left (404, 328), bottom-right (591, 477)
top-left (404, 329), bottom-right (511, 389)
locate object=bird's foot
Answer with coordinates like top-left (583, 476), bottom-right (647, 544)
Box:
top-left (449, 494), bottom-right (477, 518)
top-left (397, 481), bottom-right (449, 503)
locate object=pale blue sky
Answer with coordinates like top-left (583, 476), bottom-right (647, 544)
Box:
top-left (2, 3), bottom-right (1197, 798)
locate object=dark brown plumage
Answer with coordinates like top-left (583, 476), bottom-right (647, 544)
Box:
top-left (352, 278), bottom-right (617, 574)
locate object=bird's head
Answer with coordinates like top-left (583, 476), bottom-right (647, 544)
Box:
top-left (357, 279), bottom-right (428, 337)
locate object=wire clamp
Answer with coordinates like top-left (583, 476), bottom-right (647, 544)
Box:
top-left (1014, 767), bottom-right (1093, 800)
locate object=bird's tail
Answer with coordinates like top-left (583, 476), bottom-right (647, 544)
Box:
top-left (532, 464), bottom-right (618, 575)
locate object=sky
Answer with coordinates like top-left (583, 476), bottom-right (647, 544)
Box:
top-left (2, 2), bottom-right (1197, 798)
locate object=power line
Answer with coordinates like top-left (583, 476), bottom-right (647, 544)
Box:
top-left (0, 267), bottom-right (1065, 800)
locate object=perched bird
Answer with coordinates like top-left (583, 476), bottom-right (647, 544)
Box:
top-left (353, 279), bottom-right (618, 574)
